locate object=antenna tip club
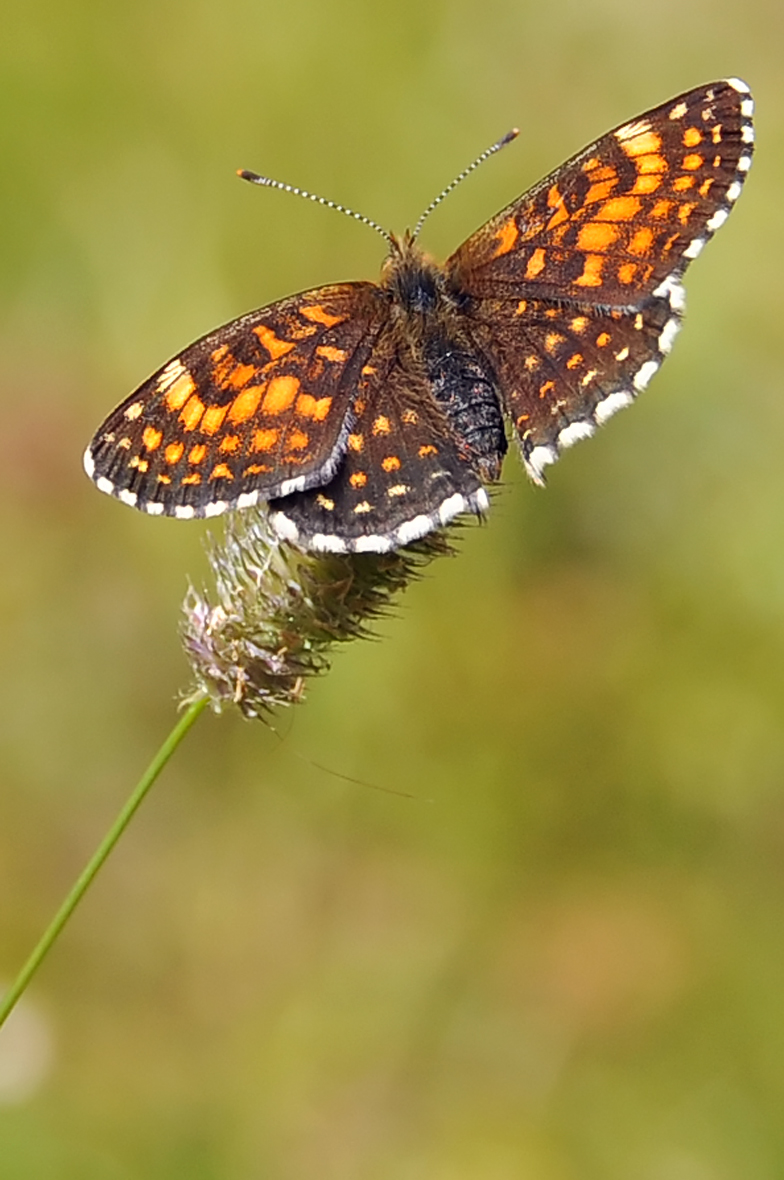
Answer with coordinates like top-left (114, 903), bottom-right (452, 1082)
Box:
top-left (503, 128), bottom-right (520, 145)
top-left (237, 169), bottom-right (261, 182)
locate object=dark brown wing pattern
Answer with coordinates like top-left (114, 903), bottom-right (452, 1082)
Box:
top-left (269, 330), bottom-right (488, 553)
top-left (85, 283), bottom-right (386, 518)
top-left (448, 79), bottom-right (754, 481)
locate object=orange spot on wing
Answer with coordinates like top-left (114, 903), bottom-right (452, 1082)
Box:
top-left (252, 428), bottom-right (279, 452)
top-left (142, 426), bottom-right (162, 450)
top-left (617, 262), bottom-right (638, 283)
top-left (165, 373), bottom-right (196, 411)
top-left (361, 364), bottom-right (377, 376)
top-left (678, 202), bottom-right (697, 224)
top-left (201, 404), bottom-right (229, 435)
top-left (699, 177), bottom-right (714, 197)
top-left (382, 455), bottom-right (401, 472)
top-left (539, 380), bottom-right (555, 398)
top-left (372, 415), bottom-right (391, 436)
top-left (219, 434), bottom-right (241, 453)
top-left (515, 300), bottom-right (528, 315)
top-left (315, 345), bottom-right (347, 362)
top-left (285, 428), bottom-right (309, 451)
top-left (493, 218), bottom-right (519, 257)
top-left (243, 463), bottom-right (272, 475)
top-left (596, 332), bottom-right (611, 347)
top-left (261, 375), bottom-right (300, 415)
top-left (545, 332), bottom-right (564, 353)
top-left (165, 442), bottom-right (184, 465)
top-left (401, 408), bottom-right (418, 424)
top-left (566, 353), bottom-right (583, 370)
top-left (228, 385), bottom-right (264, 424)
top-left (157, 474), bottom-right (171, 485)
top-left (349, 471), bottom-right (367, 488)
top-left (632, 174), bottom-right (663, 195)
top-left (225, 362), bottom-right (259, 390)
top-left (418, 444), bottom-right (438, 457)
top-left (547, 206), bottom-right (569, 231)
top-left (253, 324), bottom-right (296, 359)
top-left (577, 222), bottom-right (619, 251)
top-left (635, 153), bottom-right (668, 174)
top-left (294, 393), bottom-right (333, 421)
top-left (546, 185), bottom-right (570, 230)
top-left (295, 393), bottom-right (317, 418)
top-left (673, 175), bottom-right (695, 191)
top-left (683, 127), bottom-right (702, 147)
top-left (621, 130), bottom-right (662, 157)
top-left (181, 473), bottom-right (201, 486)
top-left (574, 254), bottom-right (605, 287)
top-left (587, 165), bottom-right (618, 181)
top-left (628, 226), bottom-right (654, 255)
top-left (300, 305), bottom-right (344, 328)
top-left (525, 248), bottom-right (546, 279)
top-left (651, 199), bottom-right (673, 219)
top-left (210, 345), bottom-right (229, 362)
top-left (682, 153), bottom-right (703, 170)
top-left (179, 396), bottom-right (205, 431)
top-left (586, 179), bottom-right (618, 204)
top-left (210, 463), bottom-right (233, 481)
top-left (348, 433), bottom-right (364, 452)
top-left (189, 444), bottom-right (207, 464)
top-left (595, 196), bottom-right (642, 222)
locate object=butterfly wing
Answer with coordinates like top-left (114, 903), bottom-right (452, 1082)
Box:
top-left (446, 79), bottom-right (754, 476)
top-left (85, 283), bottom-right (387, 518)
top-left (268, 330), bottom-right (489, 553)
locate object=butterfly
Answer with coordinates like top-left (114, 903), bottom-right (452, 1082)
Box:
top-left (85, 79), bottom-right (754, 553)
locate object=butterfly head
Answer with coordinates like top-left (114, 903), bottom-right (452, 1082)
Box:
top-left (381, 231), bottom-right (446, 316)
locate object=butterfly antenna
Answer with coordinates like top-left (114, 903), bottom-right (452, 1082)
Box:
top-left (238, 169), bottom-right (394, 246)
top-left (412, 128), bottom-right (519, 241)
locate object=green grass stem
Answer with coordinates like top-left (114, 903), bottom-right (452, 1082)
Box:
top-left (0, 695), bottom-right (209, 1031)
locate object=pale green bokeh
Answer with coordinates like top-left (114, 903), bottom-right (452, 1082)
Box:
top-left (1, 1), bottom-right (783, 1176)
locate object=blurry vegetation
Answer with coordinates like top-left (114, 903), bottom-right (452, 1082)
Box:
top-left (1, 0), bottom-right (784, 1177)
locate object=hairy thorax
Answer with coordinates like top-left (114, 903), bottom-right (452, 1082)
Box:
top-left (380, 234), bottom-right (507, 482)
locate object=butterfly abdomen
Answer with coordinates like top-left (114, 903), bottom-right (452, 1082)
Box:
top-left (424, 339), bottom-right (506, 482)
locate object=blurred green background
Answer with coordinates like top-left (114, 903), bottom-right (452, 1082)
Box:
top-left (0, 0), bottom-right (783, 1176)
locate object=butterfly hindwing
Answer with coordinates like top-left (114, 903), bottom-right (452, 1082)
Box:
top-left (85, 283), bottom-right (386, 518)
top-left (269, 333), bottom-right (488, 552)
top-left (465, 294), bottom-right (676, 482)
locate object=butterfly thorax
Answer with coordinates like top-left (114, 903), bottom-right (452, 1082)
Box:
top-left (380, 233), bottom-right (507, 483)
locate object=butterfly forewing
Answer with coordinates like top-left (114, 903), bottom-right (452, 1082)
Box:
top-left (447, 80), bottom-right (754, 306)
top-left (86, 283), bottom-right (386, 518)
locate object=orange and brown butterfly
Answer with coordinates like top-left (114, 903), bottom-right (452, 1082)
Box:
top-left (85, 79), bottom-right (754, 553)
